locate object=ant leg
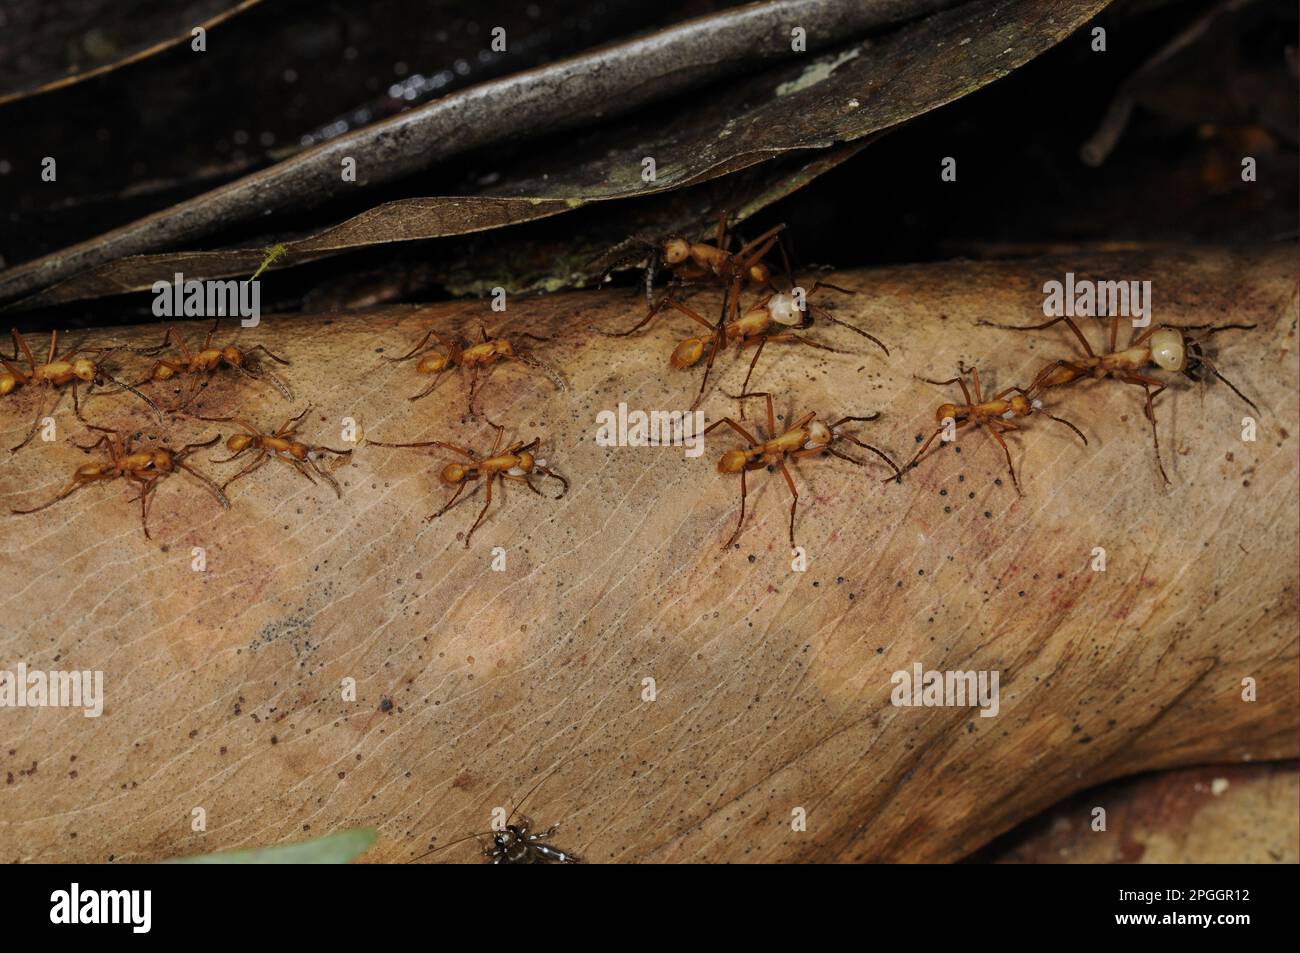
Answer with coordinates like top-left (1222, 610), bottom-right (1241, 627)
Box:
top-left (175, 460), bottom-right (232, 509)
top-left (278, 405), bottom-right (313, 435)
top-left (737, 339), bottom-right (768, 417)
top-left (734, 224), bottom-right (786, 266)
top-left (11, 329), bottom-right (38, 373)
top-left (408, 371), bottom-right (449, 402)
top-left (11, 387), bottom-right (58, 453)
top-left (430, 480), bottom-right (470, 521)
top-left (309, 459), bottom-right (343, 499)
top-left (920, 373), bottom-right (974, 406)
top-left (722, 468), bottom-right (748, 550)
top-left (837, 433), bottom-right (902, 478)
top-left (665, 298), bottom-right (725, 334)
top-left (368, 438), bottom-right (477, 460)
top-left (243, 344), bottom-right (290, 366)
top-left (463, 475), bottom-right (496, 548)
top-left (220, 452), bottom-right (269, 492)
top-left (210, 446), bottom-right (250, 465)
top-left (703, 416), bottom-right (760, 446)
top-left (535, 466), bottom-right (569, 499)
top-left (46, 329), bottom-right (58, 364)
top-left (1122, 375), bottom-right (1170, 485)
top-left (601, 292), bottom-right (677, 337)
top-left (809, 305), bottom-right (888, 355)
top-left (689, 329), bottom-right (722, 412)
top-left (1109, 315), bottom-right (1119, 352)
top-left (74, 432), bottom-right (113, 452)
top-left (968, 365), bottom-right (985, 403)
top-left (389, 328), bottom-right (442, 362)
top-left (502, 473), bottom-right (543, 497)
top-left (980, 314), bottom-right (1097, 359)
top-left (982, 421), bottom-right (1023, 495)
top-left (778, 459), bottom-right (800, 550)
top-left (10, 479), bottom-right (91, 515)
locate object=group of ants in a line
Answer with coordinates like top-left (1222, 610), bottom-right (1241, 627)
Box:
top-left (2, 211), bottom-right (1258, 552)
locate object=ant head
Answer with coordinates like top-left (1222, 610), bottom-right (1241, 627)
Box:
top-left (227, 433), bottom-right (253, 453)
top-left (515, 450), bottom-right (535, 473)
top-left (152, 362), bottom-right (177, 381)
top-left (749, 262), bottom-right (773, 286)
top-left (718, 448), bottom-right (749, 474)
top-left (493, 338), bottom-right (515, 357)
top-left (1009, 394), bottom-right (1031, 416)
top-left (440, 462), bottom-right (469, 485)
top-left (1148, 327), bottom-right (1187, 373)
top-left (806, 420), bottom-right (832, 448)
top-left (0, 372), bottom-right (17, 395)
top-left (73, 358), bottom-right (98, 382)
top-left (221, 345), bottom-right (244, 366)
top-left (288, 442), bottom-right (310, 460)
top-left (670, 337), bottom-right (707, 369)
top-left (417, 352), bottom-right (449, 374)
top-left (935, 402), bottom-right (960, 424)
top-left (662, 238), bottom-right (690, 264)
top-left (153, 450), bottom-right (174, 471)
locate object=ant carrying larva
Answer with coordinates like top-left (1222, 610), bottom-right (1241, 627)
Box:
top-left (406, 762), bottom-right (580, 864)
top-left (658, 278), bottom-right (888, 412)
top-left (367, 420), bottom-right (568, 548)
top-left (979, 314), bottom-right (1258, 484)
top-left (705, 390), bottom-right (901, 550)
top-left (384, 321), bottom-right (564, 415)
top-left (900, 362), bottom-right (1087, 495)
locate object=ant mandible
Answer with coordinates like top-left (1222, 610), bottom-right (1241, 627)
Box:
top-left (705, 391), bottom-right (901, 550)
top-left (901, 363), bottom-right (1087, 494)
top-left (2, 328), bottom-right (163, 452)
top-left (980, 314), bottom-right (1257, 484)
top-left (367, 421), bottom-right (568, 548)
top-left (198, 407), bottom-right (353, 498)
top-left (9, 427), bottom-right (229, 538)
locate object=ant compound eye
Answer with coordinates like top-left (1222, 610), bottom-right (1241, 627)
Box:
top-left (1149, 328), bottom-right (1186, 372)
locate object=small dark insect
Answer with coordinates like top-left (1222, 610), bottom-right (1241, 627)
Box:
top-left (901, 363), bottom-right (1086, 494)
top-left (705, 390), bottom-right (901, 550)
top-left (407, 763), bottom-right (580, 865)
top-left (137, 318), bottom-right (292, 410)
top-left (367, 421), bottom-right (568, 547)
top-left (2, 328), bottom-right (163, 452)
top-left (385, 321), bottom-right (564, 414)
top-left (9, 428), bottom-right (229, 539)
top-left (197, 407), bottom-right (353, 498)
top-left (980, 314), bottom-right (1257, 484)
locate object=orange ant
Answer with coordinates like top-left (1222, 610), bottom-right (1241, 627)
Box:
top-left (197, 407), bottom-right (353, 498)
top-left (367, 421), bottom-right (568, 547)
top-left (602, 211), bottom-right (787, 355)
top-left (385, 322), bottom-right (563, 414)
top-left (902, 363), bottom-right (1086, 494)
top-left (661, 279), bottom-right (888, 411)
top-left (136, 318), bottom-right (291, 410)
top-left (981, 315), bottom-right (1257, 483)
top-left (704, 391), bottom-right (900, 550)
top-left (9, 427), bottom-right (229, 539)
top-left (2, 328), bottom-right (163, 452)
